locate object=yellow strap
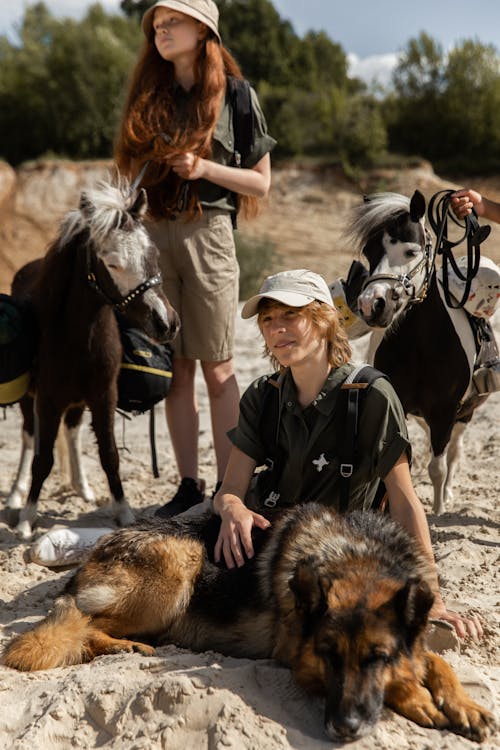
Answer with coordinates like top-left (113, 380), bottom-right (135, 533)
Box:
top-left (120, 363), bottom-right (172, 378)
top-left (0, 372), bottom-right (31, 405)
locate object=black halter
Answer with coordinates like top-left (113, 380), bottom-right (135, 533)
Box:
top-left (361, 226), bottom-right (434, 305)
top-left (86, 246), bottom-right (162, 311)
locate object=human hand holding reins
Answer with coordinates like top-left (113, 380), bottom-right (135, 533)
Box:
top-left (451, 189), bottom-right (486, 219)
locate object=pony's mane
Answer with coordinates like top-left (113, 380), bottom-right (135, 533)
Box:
top-left (345, 192), bottom-right (411, 252)
top-left (58, 178), bottom-right (133, 248)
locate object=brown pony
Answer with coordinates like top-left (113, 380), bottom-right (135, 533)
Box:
top-left (6, 180), bottom-right (179, 540)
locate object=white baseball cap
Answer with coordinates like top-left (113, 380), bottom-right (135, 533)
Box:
top-left (142, 0), bottom-right (221, 42)
top-left (241, 269), bottom-right (334, 319)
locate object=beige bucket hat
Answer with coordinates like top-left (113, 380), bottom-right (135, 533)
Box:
top-left (241, 269), bottom-right (335, 319)
top-left (142, 0), bottom-right (221, 42)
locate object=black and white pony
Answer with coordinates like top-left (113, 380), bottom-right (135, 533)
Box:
top-left (346, 190), bottom-right (491, 514)
top-left (6, 180), bottom-right (179, 539)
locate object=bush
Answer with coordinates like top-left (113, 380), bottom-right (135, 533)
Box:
top-left (235, 233), bottom-right (279, 300)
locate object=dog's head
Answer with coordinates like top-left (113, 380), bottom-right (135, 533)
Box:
top-left (289, 560), bottom-right (434, 741)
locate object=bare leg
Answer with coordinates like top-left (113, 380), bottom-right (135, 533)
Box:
top-left (201, 358), bottom-right (240, 481)
top-left (165, 357), bottom-right (199, 480)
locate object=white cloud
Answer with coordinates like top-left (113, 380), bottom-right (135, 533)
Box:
top-left (348, 52), bottom-right (400, 90)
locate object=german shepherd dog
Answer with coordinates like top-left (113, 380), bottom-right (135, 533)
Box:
top-left (3, 505), bottom-right (493, 742)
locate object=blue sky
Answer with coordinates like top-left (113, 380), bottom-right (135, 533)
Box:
top-left (2, 1), bottom-right (500, 87)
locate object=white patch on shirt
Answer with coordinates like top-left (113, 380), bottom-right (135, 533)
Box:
top-left (312, 453), bottom-right (330, 472)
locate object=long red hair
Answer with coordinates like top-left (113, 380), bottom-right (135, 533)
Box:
top-left (115, 26), bottom-right (258, 220)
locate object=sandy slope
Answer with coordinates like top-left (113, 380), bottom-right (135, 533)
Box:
top-left (0, 306), bottom-right (498, 750)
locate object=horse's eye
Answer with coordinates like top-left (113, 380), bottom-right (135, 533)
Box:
top-left (405, 249), bottom-right (419, 258)
top-left (389, 238), bottom-right (398, 244)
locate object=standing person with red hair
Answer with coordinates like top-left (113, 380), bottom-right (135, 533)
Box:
top-left (115, 0), bottom-right (276, 515)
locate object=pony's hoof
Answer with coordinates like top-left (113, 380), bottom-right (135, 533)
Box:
top-left (5, 491), bottom-right (24, 511)
top-left (73, 484), bottom-right (96, 503)
top-left (115, 503), bottom-right (135, 527)
top-left (15, 519), bottom-right (34, 541)
top-left (6, 507), bottom-right (21, 528)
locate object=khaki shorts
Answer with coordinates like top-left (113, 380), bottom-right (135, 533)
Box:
top-left (146, 210), bottom-right (239, 361)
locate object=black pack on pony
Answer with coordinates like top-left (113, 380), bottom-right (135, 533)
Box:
top-left (6, 180), bottom-right (179, 540)
top-left (0, 294), bottom-right (37, 407)
top-left (116, 313), bottom-right (173, 414)
top-left (341, 189), bottom-right (498, 514)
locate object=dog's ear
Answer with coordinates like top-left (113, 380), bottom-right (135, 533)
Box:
top-left (289, 559), bottom-right (329, 618)
top-left (392, 577), bottom-right (434, 644)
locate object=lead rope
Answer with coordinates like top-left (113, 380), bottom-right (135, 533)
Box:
top-left (149, 406), bottom-right (160, 479)
top-left (427, 190), bottom-right (491, 309)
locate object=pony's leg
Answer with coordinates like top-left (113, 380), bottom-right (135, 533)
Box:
top-left (63, 406), bottom-right (95, 503)
top-left (15, 397), bottom-right (62, 540)
top-left (442, 422), bottom-right (467, 507)
top-left (6, 396), bottom-right (35, 525)
top-left (88, 400), bottom-right (134, 527)
top-left (428, 452), bottom-right (447, 515)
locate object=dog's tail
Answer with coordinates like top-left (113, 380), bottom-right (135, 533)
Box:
top-left (2, 596), bottom-right (95, 671)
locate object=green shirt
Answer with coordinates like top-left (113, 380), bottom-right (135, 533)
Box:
top-left (229, 364), bottom-right (411, 512)
top-left (174, 83), bottom-right (276, 213)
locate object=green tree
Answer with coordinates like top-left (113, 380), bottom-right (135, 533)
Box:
top-left (387, 32), bottom-right (446, 160)
top-left (386, 32), bottom-right (500, 173)
top-left (0, 3), bottom-right (141, 164)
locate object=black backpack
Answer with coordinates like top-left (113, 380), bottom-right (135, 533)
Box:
top-left (116, 314), bottom-right (173, 415)
top-left (227, 76), bottom-right (255, 228)
top-left (0, 294), bottom-right (37, 406)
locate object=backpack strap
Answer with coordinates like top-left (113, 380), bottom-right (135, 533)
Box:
top-left (226, 76), bottom-right (255, 229)
top-left (338, 364), bottom-right (388, 512)
top-left (258, 371), bottom-right (282, 470)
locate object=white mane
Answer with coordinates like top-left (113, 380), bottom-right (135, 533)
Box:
top-left (58, 178), bottom-right (133, 248)
top-left (345, 192), bottom-right (411, 252)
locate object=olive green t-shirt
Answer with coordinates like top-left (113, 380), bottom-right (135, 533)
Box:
top-left (229, 364), bottom-right (411, 512)
top-left (174, 83), bottom-right (276, 213)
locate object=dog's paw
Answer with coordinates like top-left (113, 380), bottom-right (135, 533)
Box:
top-left (439, 696), bottom-right (493, 742)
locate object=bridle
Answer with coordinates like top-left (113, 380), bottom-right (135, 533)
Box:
top-left (361, 189), bottom-right (491, 310)
top-left (361, 225), bottom-right (435, 306)
top-left (86, 245), bottom-right (162, 312)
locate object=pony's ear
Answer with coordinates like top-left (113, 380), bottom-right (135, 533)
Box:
top-left (289, 559), bottom-right (329, 618)
top-left (410, 190), bottom-right (426, 222)
top-left (79, 193), bottom-right (94, 218)
top-left (130, 188), bottom-right (148, 220)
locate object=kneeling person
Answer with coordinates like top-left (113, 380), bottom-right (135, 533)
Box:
top-left (213, 269), bottom-right (482, 641)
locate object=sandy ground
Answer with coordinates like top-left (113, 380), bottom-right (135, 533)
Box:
top-left (0, 306), bottom-right (499, 750)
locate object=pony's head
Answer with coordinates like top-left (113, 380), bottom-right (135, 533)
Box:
top-left (347, 190), bottom-right (430, 328)
top-left (60, 180), bottom-right (179, 343)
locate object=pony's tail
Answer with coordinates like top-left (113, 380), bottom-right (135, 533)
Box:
top-left (2, 596), bottom-right (94, 671)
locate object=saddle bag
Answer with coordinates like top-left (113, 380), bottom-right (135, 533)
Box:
top-left (0, 294), bottom-right (36, 406)
top-left (116, 314), bottom-right (173, 414)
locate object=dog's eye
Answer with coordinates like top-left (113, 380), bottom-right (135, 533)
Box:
top-left (362, 651), bottom-right (392, 668)
top-left (317, 642), bottom-right (343, 669)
